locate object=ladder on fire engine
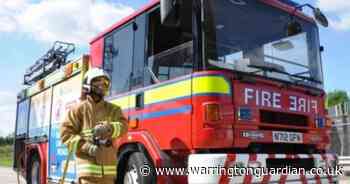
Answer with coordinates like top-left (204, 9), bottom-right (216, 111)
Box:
top-left (23, 41), bottom-right (75, 85)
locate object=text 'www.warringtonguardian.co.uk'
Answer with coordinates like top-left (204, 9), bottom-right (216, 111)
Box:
top-left (139, 165), bottom-right (344, 178)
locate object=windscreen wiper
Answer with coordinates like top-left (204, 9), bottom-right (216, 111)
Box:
top-left (289, 70), bottom-right (323, 84)
top-left (248, 63), bottom-right (322, 84)
top-left (248, 63), bottom-right (289, 75)
top-left (147, 66), bottom-right (160, 83)
top-left (291, 74), bottom-right (323, 84)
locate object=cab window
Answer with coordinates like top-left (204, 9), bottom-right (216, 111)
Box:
top-left (145, 5), bottom-right (193, 84)
top-left (16, 99), bottom-right (29, 136)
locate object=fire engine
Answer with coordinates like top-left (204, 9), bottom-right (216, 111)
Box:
top-left (13, 0), bottom-right (338, 183)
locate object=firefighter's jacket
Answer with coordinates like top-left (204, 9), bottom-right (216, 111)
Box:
top-left (60, 96), bottom-right (127, 179)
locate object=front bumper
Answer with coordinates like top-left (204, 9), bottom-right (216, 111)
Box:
top-left (187, 153), bottom-right (339, 184)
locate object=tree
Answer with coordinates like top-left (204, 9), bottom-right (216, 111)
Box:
top-left (327, 90), bottom-right (350, 156)
top-left (0, 134), bottom-right (14, 146)
top-left (326, 90), bottom-right (350, 108)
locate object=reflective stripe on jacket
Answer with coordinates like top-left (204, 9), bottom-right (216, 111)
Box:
top-left (77, 163), bottom-right (117, 176)
top-left (60, 96), bottom-right (128, 178)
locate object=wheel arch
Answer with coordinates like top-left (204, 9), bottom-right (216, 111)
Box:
top-left (25, 143), bottom-right (47, 184)
top-left (25, 146), bottom-right (40, 182)
top-left (115, 131), bottom-right (164, 167)
top-left (115, 131), bottom-right (172, 184)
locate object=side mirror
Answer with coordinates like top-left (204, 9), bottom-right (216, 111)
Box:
top-left (313, 8), bottom-right (329, 27)
top-left (294, 4), bottom-right (329, 28)
top-left (160, 0), bottom-right (181, 27)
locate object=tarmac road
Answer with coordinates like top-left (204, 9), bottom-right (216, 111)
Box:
top-left (0, 167), bottom-right (25, 184)
top-left (0, 166), bottom-right (349, 184)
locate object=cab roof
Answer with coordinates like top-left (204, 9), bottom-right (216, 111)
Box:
top-left (89, 0), bottom-right (313, 45)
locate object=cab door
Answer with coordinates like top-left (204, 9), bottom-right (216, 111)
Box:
top-left (13, 99), bottom-right (29, 170)
top-left (103, 22), bottom-right (135, 118)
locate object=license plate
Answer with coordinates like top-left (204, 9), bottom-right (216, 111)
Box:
top-left (272, 131), bottom-right (303, 143)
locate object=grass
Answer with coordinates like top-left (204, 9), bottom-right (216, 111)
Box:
top-left (0, 145), bottom-right (13, 167)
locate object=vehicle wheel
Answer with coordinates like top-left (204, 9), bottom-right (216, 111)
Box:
top-left (28, 155), bottom-right (41, 184)
top-left (123, 152), bottom-right (156, 184)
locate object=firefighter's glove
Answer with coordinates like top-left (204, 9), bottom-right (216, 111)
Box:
top-left (92, 122), bottom-right (113, 140)
top-left (81, 142), bottom-right (99, 157)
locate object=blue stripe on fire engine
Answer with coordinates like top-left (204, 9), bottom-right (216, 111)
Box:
top-left (129, 105), bottom-right (192, 120)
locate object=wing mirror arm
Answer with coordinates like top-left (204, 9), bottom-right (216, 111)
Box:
top-left (293, 3), bottom-right (329, 27)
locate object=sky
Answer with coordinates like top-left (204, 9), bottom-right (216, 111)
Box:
top-left (0, 0), bottom-right (349, 136)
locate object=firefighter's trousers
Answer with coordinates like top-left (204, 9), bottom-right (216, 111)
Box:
top-left (78, 176), bottom-right (115, 184)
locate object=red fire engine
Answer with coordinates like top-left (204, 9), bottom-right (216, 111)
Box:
top-left (14, 0), bottom-right (338, 183)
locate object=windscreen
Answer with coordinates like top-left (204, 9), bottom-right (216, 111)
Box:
top-left (203, 0), bottom-right (323, 88)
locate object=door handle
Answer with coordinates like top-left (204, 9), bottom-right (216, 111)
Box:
top-left (135, 92), bottom-right (144, 109)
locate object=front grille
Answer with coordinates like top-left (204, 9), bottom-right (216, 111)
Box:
top-left (267, 158), bottom-right (314, 171)
top-left (259, 126), bottom-right (307, 133)
top-left (248, 143), bottom-right (319, 154)
top-left (260, 110), bottom-right (308, 127)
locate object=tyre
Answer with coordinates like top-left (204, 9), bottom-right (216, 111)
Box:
top-left (27, 155), bottom-right (41, 184)
top-left (123, 152), bottom-right (156, 184)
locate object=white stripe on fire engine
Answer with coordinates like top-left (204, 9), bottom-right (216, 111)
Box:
top-left (273, 154), bottom-right (287, 159)
top-left (250, 154), bottom-right (269, 184)
top-left (187, 154), bottom-right (227, 184)
top-left (229, 154), bottom-right (249, 184)
top-left (260, 154), bottom-right (274, 184)
top-left (218, 154), bottom-right (236, 183)
top-left (188, 153), bottom-right (337, 184)
top-left (297, 154), bottom-right (309, 159)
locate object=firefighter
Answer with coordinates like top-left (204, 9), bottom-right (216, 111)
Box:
top-left (60, 68), bottom-right (128, 184)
